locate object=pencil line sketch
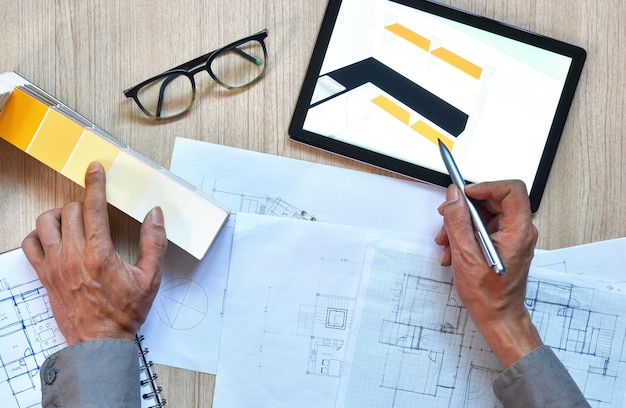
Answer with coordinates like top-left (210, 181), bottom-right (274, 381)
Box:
top-left (260, 287), bottom-right (355, 378)
top-left (341, 247), bottom-right (626, 407)
top-left (526, 280), bottom-right (621, 405)
top-left (155, 278), bottom-right (209, 330)
top-left (201, 178), bottom-right (317, 221)
top-left (0, 276), bottom-right (65, 408)
top-left (258, 257), bottom-right (357, 378)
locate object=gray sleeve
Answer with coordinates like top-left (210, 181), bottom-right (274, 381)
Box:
top-left (493, 345), bottom-right (590, 408)
top-left (40, 339), bottom-right (140, 408)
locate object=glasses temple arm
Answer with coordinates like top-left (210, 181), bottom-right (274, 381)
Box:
top-left (159, 36), bottom-right (265, 73)
top-left (232, 47), bottom-right (264, 66)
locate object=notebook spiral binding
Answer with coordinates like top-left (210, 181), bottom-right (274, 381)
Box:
top-left (136, 335), bottom-right (167, 407)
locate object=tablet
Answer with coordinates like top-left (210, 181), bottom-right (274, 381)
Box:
top-left (289, 0), bottom-right (586, 212)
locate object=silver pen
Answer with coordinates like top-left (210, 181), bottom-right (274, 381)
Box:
top-left (438, 140), bottom-right (505, 275)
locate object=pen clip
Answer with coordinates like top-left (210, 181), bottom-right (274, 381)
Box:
top-left (475, 229), bottom-right (505, 275)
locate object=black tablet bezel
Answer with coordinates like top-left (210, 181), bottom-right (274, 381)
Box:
top-left (288, 0), bottom-right (586, 212)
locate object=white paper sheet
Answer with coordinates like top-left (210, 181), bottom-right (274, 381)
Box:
top-left (531, 237), bottom-right (626, 293)
top-left (215, 214), bottom-right (626, 407)
top-left (213, 213), bottom-right (436, 408)
top-left (139, 218), bottom-right (234, 374)
top-left (139, 138), bottom-right (445, 374)
top-left (214, 215), bottom-right (626, 408)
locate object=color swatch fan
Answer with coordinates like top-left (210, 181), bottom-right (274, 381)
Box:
top-left (0, 72), bottom-right (229, 259)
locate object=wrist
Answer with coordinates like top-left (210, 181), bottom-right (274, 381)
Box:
top-left (63, 322), bottom-right (137, 346)
top-left (476, 308), bottom-right (543, 369)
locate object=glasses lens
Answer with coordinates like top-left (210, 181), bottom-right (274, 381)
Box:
top-left (210, 40), bottom-right (266, 89)
top-left (135, 73), bottom-right (194, 119)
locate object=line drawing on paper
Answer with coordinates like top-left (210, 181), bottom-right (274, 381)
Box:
top-left (260, 288), bottom-right (355, 378)
top-left (0, 276), bottom-right (65, 408)
top-left (258, 257), bottom-right (358, 378)
top-left (201, 178), bottom-right (317, 221)
top-left (155, 278), bottom-right (209, 330)
top-left (341, 247), bottom-right (626, 407)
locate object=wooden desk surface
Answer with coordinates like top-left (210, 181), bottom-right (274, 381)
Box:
top-left (1, 1), bottom-right (624, 406)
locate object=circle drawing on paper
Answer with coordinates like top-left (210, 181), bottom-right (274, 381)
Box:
top-left (156, 278), bottom-right (208, 330)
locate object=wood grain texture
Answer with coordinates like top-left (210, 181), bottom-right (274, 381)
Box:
top-left (1, 1), bottom-right (624, 405)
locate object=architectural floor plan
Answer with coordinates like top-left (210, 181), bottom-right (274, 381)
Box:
top-left (339, 246), bottom-right (626, 407)
top-left (261, 278), bottom-right (356, 378)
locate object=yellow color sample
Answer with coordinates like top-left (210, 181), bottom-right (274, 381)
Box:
top-left (372, 95), bottom-right (410, 125)
top-left (62, 129), bottom-right (121, 186)
top-left (411, 120), bottom-right (454, 150)
top-left (27, 109), bottom-right (85, 172)
top-left (385, 23), bottom-right (430, 51)
top-left (105, 152), bottom-right (158, 214)
top-left (431, 47), bottom-right (483, 80)
top-left (0, 87), bottom-right (49, 150)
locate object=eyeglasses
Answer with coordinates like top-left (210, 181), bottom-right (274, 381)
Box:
top-left (123, 29), bottom-right (268, 120)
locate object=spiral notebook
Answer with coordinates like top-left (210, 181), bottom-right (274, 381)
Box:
top-left (0, 248), bottom-right (166, 408)
top-left (137, 335), bottom-right (167, 407)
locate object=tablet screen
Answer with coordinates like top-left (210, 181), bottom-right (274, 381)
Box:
top-left (289, 0), bottom-right (585, 212)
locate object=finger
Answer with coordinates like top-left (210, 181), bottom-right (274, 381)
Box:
top-left (434, 226), bottom-right (449, 246)
top-left (442, 185), bottom-right (476, 248)
top-left (60, 202), bottom-right (86, 246)
top-left (441, 185), bottom-right (488, 268)
top-left (437, 200), bottom-right (446, 216)
top-left (465, 180), bottom-right (530, 215)
top-left (135, 207), bottom-right (168, 282)
top-left (22, 230), bottom-right (46, 271)
top-left (465, 181), bottom-right (532, 234)
top-left (82, 162), bottom-right (112, 245)
top-left (33, 208), bottom-right (63, 254)
top-left (440, 245), bottom-right (452, 266)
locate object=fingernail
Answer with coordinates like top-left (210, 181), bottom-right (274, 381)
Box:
top-left (434, 227), bottom-right (444, 243)
top-left (87, 161), bottom-right (102, 174)
top-left (447, 185), bottom-right (459, 203)
top-left (149, 207), bottom-right (165, 227)
top-left (465, 183), bottom-right (478, 193)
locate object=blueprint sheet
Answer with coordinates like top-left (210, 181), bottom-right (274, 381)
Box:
top-left (0, 248), bottom-right (167, 408)
top-left (0, 248), bottom-right (64, 408)
top-left (139, 137), bottom-right (445, 374)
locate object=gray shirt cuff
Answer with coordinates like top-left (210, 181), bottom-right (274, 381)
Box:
top-left (41, 339), bottom-right (140, 408)
top-left (493, 345), bottom-right (590, 407)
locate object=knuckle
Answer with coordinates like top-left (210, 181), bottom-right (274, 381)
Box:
top-left (35, 208), bottom-right (60, 228)
top-left (61, 202), bottom-right (81, 218)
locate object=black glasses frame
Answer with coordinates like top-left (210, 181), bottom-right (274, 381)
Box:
top-left (123, 29), bottom-right (269, 120)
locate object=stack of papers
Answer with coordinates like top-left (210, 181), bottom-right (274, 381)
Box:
top-left (148, 138), bottom-right (626, 407)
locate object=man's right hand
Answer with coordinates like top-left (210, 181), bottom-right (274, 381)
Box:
top-left (435, 180), bottom-right (542, 368)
